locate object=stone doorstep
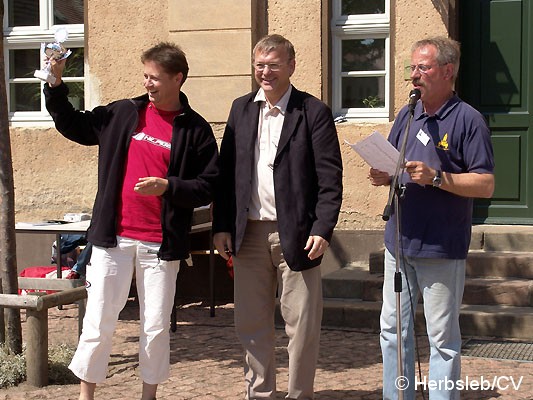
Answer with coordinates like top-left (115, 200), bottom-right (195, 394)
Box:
top-left (472, 224), bottom-right (533, 252)
top-left (368, 250), bottom-right (533, 279)
top-left (320, 299), bottom-right (533, 340)
top-left (463, 277), bottom-right (533, 307)
top-left (316, 226), bottom-right (533, 340)
top-left (321, 262), bottom-right (382, 300)
top-left (322, 265), bottom-right (533, 307)
top-left (465, 250), bottom-right (533, 279)
top-left (460, 304), bottom-right (533, 339)
top-left (483, 232), bottom-right (533, 252)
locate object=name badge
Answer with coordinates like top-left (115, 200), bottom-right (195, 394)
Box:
top-left (416, 129), bottom-right (430, 146)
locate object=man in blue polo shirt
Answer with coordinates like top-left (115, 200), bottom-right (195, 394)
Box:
top-left (369, 37), bottom-right (495, 400)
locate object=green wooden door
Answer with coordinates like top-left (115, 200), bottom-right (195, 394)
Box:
top-left (459, 0), bottom-right (533, 223)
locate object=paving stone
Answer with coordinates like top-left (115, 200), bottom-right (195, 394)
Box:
top-left (0, 301), bottom-right (532, 399)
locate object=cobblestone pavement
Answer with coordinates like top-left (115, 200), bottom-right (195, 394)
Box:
top-left (0, 301), bottom-right (532, 399)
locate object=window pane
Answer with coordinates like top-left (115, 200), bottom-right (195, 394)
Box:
top-left (8, 0), bottom-right (39, 27)
top-left (63, 48), bottom-right (85, 77)
top-left (342, 0), bottom-right (385, 15)
top-left (10, 84), bottom-right (41, 112)
top-left (342, 39), bottom-right (385, 71)
top-left (66, 82), bottom-right (85, 110)
top-left (342, 77), bottom-right (385, 108)
top-left (54, 0), bottom-right (84, 24)
top-left (9, 49), bottom-right (41, 79)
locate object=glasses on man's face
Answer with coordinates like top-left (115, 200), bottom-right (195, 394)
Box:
top-left (253, 62), bottom-right (284, 72)
top-left (406, 64), bottom-right (436, 74)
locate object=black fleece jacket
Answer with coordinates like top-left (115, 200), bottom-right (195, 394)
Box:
top-left (45, 83), bottom-right (219, 260)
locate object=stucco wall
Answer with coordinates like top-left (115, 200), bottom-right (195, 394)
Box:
top-left (267, 0), bottom-right (324, 99)
top-left (9, 0), bottom-right (454, 231)
top-left (168, 0), bottom-right (254, 122)
top-left (86, 0), bottom-right (169, 105)
top-left (11, 128), bottom-right (98, 221)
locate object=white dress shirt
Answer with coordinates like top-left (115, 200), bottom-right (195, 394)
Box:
top-left (249, 85), bottom-right (293, 221)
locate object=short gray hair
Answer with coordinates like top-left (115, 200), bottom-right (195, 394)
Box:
top-left (412, 36), bottom-right (461, 80)
top-left (253, 34), bottom-right (296, 61)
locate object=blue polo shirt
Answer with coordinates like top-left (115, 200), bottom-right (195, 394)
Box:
top-left (384, 95), bottom-right (494, 259)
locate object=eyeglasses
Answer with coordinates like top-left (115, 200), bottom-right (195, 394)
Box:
top-left (253, 62), bottom-right (284, 72)
top-left (405, 64), bottom-right (436, 74)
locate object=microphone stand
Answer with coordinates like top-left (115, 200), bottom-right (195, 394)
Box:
top-left (382, 92), bottom-right (418, 400)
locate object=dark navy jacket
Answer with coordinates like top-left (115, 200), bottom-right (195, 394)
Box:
top-left (213, 87), bottom-right (343, 271)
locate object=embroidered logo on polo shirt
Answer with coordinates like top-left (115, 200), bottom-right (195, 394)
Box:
top-left (437, 133), bottom-right (449, 150)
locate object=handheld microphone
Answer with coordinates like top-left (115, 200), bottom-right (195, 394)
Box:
top-left (408, 88), bottom-right (421, 115)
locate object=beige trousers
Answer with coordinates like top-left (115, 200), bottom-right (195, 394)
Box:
top-left (232, 221), bottom-right (323, 400)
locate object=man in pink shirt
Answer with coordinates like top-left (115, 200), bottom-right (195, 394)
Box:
top-left (45, 42), bottom-right (218, 400)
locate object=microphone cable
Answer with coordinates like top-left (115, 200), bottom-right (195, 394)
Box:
top-left (397, 192), bottom-right (428, 400)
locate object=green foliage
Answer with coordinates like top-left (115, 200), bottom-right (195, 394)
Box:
top-left (342, 0), bottom-right (385, 15)
top-left (48, 343), bottom-right (78, 385)
top-left (0, 343), bottom-right (78, 388)
top-left (0, 345), bottom-right (25, 388)
top-left (362, 95), bottom-right (385, 108)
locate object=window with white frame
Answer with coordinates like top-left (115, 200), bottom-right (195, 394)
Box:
top-left (3, 0), bottom-right (84, 125)
top-left (331, 0), bottom-right (390, 119)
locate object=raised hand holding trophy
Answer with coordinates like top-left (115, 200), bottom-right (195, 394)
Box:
top-left (34, 28), bottom-right (72, 85)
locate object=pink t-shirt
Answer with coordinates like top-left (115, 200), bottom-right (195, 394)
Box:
top-left (116, 103), bottom-right (179, 243)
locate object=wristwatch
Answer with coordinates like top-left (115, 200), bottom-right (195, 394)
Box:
top-left (432, 170), bottom-right (442, 188)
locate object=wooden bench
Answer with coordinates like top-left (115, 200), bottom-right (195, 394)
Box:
top-left (0, 277), bottom-right (86, 387)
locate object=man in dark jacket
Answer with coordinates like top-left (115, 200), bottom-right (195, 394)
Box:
top-left (45, 42), bottom-right (218, 400)
top-left (213, 34), bottom-right (343, 400)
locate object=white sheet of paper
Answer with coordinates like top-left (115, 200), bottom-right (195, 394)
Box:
top-left (345, 131), bottom-right (403, 176)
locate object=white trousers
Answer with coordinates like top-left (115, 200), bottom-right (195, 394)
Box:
top-left (69, 236), bottom-right (180, 384)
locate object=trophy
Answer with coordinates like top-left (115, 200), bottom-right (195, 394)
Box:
top-left (34, 28), bottom-right (72, 85)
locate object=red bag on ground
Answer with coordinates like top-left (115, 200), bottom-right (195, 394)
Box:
top-left (19, 266), bottom-right (71, 294)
